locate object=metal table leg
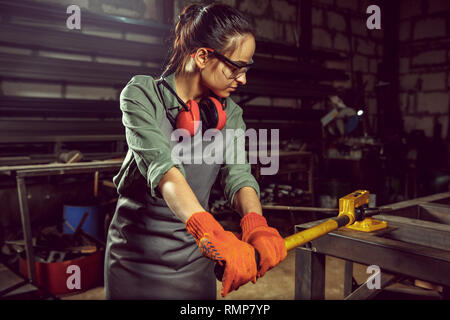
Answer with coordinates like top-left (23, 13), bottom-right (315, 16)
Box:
top-left (343, 260), bottom-right (354, 297)
top-left (294, 246), bottom-right (326, 299)
top-left (16, 176), bottom-right (37, 284)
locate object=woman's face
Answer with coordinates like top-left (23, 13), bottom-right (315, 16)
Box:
top-left (200, 33), bottom-right (256, 98)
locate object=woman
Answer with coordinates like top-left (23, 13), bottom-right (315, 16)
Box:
top-left (104, 3), bottom-right (286, 300)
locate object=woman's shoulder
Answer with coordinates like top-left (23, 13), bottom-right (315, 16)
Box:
top-left (122, 75), bottom-right (160, 93)
top-left (225, 96), bottom-right (244, 118)
top-left (120, 75), bottom-right (164, 102)
top-left (119, 75), bottom-right (165, 116)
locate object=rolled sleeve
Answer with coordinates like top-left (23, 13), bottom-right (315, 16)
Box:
top-left (120, 78), bottom-right (185, 198)
top-left (220, 103), bottom-right (260, 209)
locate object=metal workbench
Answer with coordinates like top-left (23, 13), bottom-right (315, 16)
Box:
top-left (294, 192), bottom-right (450, 300)
top-left (0, 160), bottom-right (122, 292)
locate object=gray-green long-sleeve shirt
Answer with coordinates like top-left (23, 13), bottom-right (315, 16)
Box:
top-left (113, 73), bottom-right (260, 209)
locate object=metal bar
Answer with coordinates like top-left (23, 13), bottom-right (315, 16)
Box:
top-left (381, 192), bottom-right (450, 211)
top-left (0, 280), bottom-right (29, 298)
top-left (294, 246), bottom-right (326, 300)
top-left (0, 256), bottom-right (59, 300)
top-left (0, 118), bottom-right (123, 138)
top-left (0, 96), bottom-right (122, 118)
top-left (261, 204), bottom-right (337, 213)
top-left (418, 203), bottom-right (450, 224)
top-left (372, 215), bottom-right (450, 251)
top-left (0, 52), bottom-right (161, 87)
top-left (0, 0), bottom-right (171, 36)
top-left (0, 23), bottom-right (168, 63)
top-left (16, 176), bottom-right (37, 284)
top-left (345, 273), bottom-right (402, 300)
top-left (0, 134), bottom-right (125, 144)
top-left (343, 260), bottom-right (354, 297)
top-left (16, 166), bottom-right (121, 178)
top-left (0, 160), bottom-right (122, 177)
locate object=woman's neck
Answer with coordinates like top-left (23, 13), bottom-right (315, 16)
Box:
top-left (174, 72), bottom-right (207, 103)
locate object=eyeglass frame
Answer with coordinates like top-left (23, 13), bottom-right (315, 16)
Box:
top-left (190, 48), bottom-right (254, 79)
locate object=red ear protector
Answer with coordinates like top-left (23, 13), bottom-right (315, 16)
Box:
top-left (171, 48), bottom-right (228, 136)
top-left (177, 96), bottom-right (227, 136)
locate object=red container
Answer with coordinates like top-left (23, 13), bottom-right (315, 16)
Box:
top-left (19, 250), bottom-right (103, 296)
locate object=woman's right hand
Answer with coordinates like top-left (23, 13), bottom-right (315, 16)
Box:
top-left (185, 211), bottom-right (257, 297)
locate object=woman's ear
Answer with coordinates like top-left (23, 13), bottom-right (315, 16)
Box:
top-left (192, 48), bottom-right (211, 70)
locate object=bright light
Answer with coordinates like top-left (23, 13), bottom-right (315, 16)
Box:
top-left (357, 110), bottom-right (364, 116)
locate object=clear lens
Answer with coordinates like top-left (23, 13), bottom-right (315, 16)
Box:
top-left (228, 66), bottom-right (249, 79)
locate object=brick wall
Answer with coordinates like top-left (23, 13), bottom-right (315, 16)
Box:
top-left (175, 0), bottom-right (298, 44)
top-left (398, 0), bottom-right (450, 139)
top-left (310, 0), bottom-right (383, 134)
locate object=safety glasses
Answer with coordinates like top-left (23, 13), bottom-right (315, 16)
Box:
top-left (191, 48), bottom-right (254, 79)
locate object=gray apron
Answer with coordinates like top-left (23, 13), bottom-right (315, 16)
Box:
top-left (104, 85), bottom-right (225, 300)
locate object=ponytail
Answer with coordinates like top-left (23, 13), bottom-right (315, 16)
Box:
top-left (162, 3), bottom-right (254, 77)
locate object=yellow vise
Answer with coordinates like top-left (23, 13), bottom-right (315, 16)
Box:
top-left (338, 190), bottom-right (387, 232)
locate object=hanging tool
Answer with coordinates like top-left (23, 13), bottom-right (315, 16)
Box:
top-left (215, 190), bottom-right (391, 281)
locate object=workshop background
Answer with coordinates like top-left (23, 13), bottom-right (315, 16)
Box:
top-left (0, 0), bottom-right (449, 300)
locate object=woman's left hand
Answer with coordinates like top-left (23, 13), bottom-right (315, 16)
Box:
top-left (240, 212), bottom-right (287, 278)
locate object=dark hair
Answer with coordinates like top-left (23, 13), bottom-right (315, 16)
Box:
top-left (162, 3), bottom-right (254, 77)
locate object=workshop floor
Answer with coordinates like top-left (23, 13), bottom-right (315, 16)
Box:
top-left (61, 252), bottom-right (370, 300)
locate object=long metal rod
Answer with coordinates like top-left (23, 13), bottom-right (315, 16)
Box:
top-left (215, 214), bottom-right (350, 281)
top-left (16, 176), bottom-right (37, 284)
top-left (262, 204), bottom-right (338, 213)
top-left (285, 215), bottom-right (350, 251)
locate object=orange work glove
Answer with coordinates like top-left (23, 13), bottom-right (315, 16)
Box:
top-left (185, 211), bottom-right (257, 297)
top-left (241, 212), bottom-right (287, 278)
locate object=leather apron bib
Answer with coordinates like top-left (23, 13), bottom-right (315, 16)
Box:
top-left (104, 85), bottom-right (225, 300)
